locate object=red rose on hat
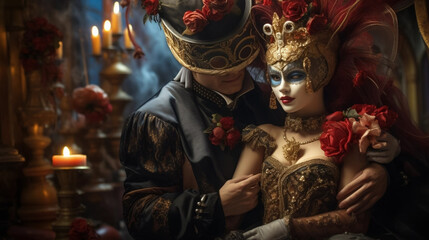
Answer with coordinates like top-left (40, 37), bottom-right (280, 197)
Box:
top-left (202, 0), bottom-right (234, 21)
top-left (282, 0), bottom-right (308, 22)
top-left (142, 0), bottom-right (160, 15)
top-left (183, 9), bottom-right (209, 35)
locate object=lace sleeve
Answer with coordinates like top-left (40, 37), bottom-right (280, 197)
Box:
top-left (242, 125), bottom-right (277, 158)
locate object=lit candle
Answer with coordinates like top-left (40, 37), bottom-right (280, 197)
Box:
top-left (56, 41), bottom-right (63, 59)
top-left (91, 26), bottom-right (101, 55)
top-left (102, 20), bottom-right (112, 48)
top-left (124, 24), bottom-right (134, 49)
top-left (111, 1), bottom-right (122, 34)
top-left (52, 146), bottom-right (87, 167)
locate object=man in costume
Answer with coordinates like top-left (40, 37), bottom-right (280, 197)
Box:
top-left (119, 0), bottom-right (395, 239)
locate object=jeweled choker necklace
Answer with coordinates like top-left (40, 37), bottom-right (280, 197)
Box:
top-left (284, 114), bottom-right (326, 132)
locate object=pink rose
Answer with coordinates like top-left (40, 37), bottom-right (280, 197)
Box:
top-left (306, 14), bottom-right (327, 35)
top-left (202, 0), bottom-right (234, 21)
top-left (320, 120), bottom-right (353, 164)
top-left (220, 117), bottom-right (234, 130)
top-left (226, 129), bottom-right (241, 148)
top-left (72, 85), bottom-right (112, 125)
top-left (183, 10), bottom-right (209, 34)
top-left (350, 114), bottom-right (382, 153)
top-left (282, 0), bottom-right (308, 22)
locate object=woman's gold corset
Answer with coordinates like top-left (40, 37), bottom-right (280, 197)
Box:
top-left (261, 157), bottom-right (339, 224)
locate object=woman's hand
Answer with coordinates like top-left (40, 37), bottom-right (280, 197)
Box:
top-left (219, 174), bottom-right (261, 216)
top-left (366, 132), bottom-right (400, 164)
top-left (243, 218), bottom-right (289, 240)
top-left (337, 162), bottom-right (388, 214)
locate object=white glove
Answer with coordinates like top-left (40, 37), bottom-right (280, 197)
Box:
top-left (243, 218), bottom-right (289, 240)
top-left (366, 132), bottom-right (400, 164)
top-left (173, 67), bottom-right (193, 88)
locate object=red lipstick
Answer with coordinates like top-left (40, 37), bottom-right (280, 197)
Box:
top-left (280, 96), bottom-right (295, 104)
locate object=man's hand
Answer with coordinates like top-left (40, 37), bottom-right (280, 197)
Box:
top-left (220, 174), bottom-right (261, 216)
top-left (337, 163), bottom-right (388, 214)
top-left (367, 132), bottom-right (400, 164)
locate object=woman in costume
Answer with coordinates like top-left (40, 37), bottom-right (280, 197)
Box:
top-left (232, 0), bottom-right (429, 239)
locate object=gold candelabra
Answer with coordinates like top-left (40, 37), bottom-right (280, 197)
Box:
top-left (52, 166), bottom-right (89, 240)
top-left (18, 70), bottom-right (59, 230)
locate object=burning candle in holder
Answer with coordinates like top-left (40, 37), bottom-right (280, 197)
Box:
top-left (52, 146), bottom-right (89, 240)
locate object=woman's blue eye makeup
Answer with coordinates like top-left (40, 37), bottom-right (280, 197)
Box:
top-left (270, 73), bottom-right (282, 86)
top-left (268, 66), bottom-right (282, 86)
top-left (287, 71), bottom-right (306, 83)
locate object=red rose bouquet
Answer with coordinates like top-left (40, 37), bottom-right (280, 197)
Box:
top-left (320, 104), bottom-right (398, 164)
top-left (204, 114), bottom-right (241, 150)
top-left (19, 17), bottom-right (63, 85)
top-left (72, 85), bottom-right (113, 126)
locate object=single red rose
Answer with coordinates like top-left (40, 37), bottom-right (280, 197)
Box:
top-left (351, 104), bottom-right (377, 116)
top-left (209, 127), bottom-right (225, 146)
top-left (320, 120), bottom-right (353, 164)
top-left (306, 14), bottom-right (327, 35)
top-left (202, 0), bottom-right (234, 21)
top-left (226, 129), bottom-right (241, 148)
top-left (220, 117), bottom-right (234, 130)
top-left (213, 126), bottom-right (226, 139)
top-left (326, 111), bottom-right (344, 121)
top-left (142, 0), bottom-right (160, 15)
top-left (373, 106), bottom-right (398, 129)
top-left (183, 10), bottom-right (209, 34)
top-left (282, 0), bottom-right (308, 22)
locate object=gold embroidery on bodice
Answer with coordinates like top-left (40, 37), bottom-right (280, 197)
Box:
top-left (261, 157), bottom-right (339, 224)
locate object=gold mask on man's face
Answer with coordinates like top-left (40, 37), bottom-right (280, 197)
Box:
top-left (264, 13), bottom-right (339, 92)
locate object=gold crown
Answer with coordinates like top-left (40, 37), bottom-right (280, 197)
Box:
top-left (263, 12), bottom-right (339, 92)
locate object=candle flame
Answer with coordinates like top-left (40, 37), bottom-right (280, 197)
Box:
top-left (113, 2), bottom-right (120, 14)
top-left (63, 146), bottom-right (70, 156)
top-left (104, 20), bottom-right (111, 31)
top-left (128, 24), bottom-right (133, 31)
top-left (92, 26), bottom-right (99, 36)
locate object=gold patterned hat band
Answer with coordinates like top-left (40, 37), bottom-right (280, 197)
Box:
top-left (160, 0), bottom-right (259, 74)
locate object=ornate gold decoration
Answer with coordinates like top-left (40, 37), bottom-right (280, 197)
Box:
top-left (100, 59), bottom-right (132, 162)
top-left (415, 0), bottom-right (429, 48)
top-left (261, 158), bottom-right (339, 224)
top-left (162, 18), bottom-right (259, 75)
top-left (269, 91), bottom-right (278, 109)
top-left (282, 130), bottom-right (320, 165)
top-left (262, 12), bottom-right (339, 92)
top-left (284, 114), bottom-right (325, 132)
top-left (19, 70), bottom-right (58, 229)
top-left (52, 166), bottom-right (89, 240)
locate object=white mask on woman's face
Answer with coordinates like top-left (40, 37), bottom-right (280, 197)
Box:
top-left (268, 62), bottom-right (323, 116)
